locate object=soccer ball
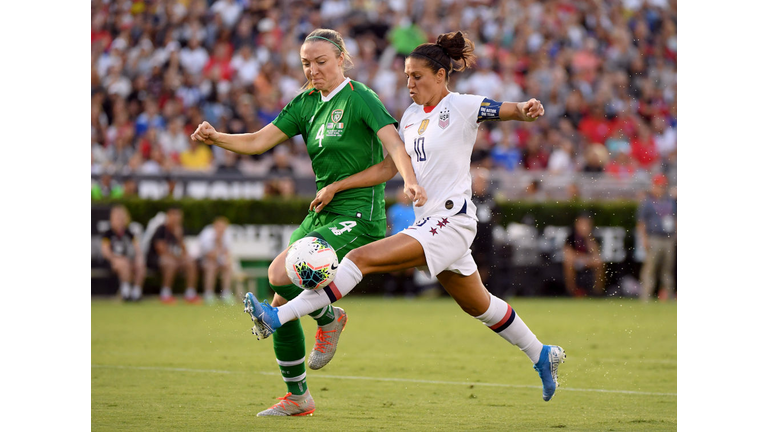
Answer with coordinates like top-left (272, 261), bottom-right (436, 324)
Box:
top-left (284, 236), bottom-right (339, 290)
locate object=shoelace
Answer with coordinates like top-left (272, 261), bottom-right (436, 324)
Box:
top-left (313, 327), bottom-right (337, 353)
top-left (272, 393), bottom-right (300, 410)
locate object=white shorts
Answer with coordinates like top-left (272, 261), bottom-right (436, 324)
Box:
top-left (400, 213), bottom-right (478, 279)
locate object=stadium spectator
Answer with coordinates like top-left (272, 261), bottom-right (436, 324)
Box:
top-left (198, 217), bottom-right (234, 304)
top-left (582, 143), bottom-right (608, 176)
top-left (101, 205), bottom-right (145, 301)
top-left (562, 212), bottom-right (605, 297)
top-left (147, 207), bottom-right (200, 304)
top-left (521, 134), bottom-right (549, 171)
top-left (91, 0), bottom-right (676, 196)
top-left (158, 116), bottom-right (190, 160)
top-left (92, 170), bottom-right (124, 200)
top-left (180, 139), bottom-right (213, 172)
top-left (631, 123), bottom-right (660, 171)
top-left (637, 174), bottom-right (676, 302)
top-left (547, 135), bottom-right (576, 175)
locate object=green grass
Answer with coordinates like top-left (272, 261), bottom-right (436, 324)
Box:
top-left (92, 296), bottom-right (677, 431)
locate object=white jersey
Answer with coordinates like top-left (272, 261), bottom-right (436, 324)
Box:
top-left (399, 92), bottom-right (486, 221)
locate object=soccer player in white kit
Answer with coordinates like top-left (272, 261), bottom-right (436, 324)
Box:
top-left (245, 31), bottom-right (566, 402)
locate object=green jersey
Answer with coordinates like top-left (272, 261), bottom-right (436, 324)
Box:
top-left (272, 79), bottom-right (397, 221)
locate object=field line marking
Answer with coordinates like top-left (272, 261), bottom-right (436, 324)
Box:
top-left (91, 364), bottom-right (676, 397)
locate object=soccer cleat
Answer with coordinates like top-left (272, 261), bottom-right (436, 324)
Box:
top-left (307, 307), bottom-right (348, 370)
top-left (160, 295), bottom-right (177, 305)
top-left (257, 392), bottom-right (315, 417)
top-left (243, 292), bottom-right (281, 340)
top-left (185, 294), bottom-right (203, 305)
top-left (533, 345), bottom-right (566, 401)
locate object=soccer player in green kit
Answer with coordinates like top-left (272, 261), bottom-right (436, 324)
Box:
top-left (191, 29), bottom-right (426, 416)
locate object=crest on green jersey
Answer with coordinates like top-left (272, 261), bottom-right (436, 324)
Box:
top-left (331, 109), bottom-right (344, 123)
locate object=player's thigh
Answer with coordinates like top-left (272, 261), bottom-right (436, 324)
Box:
top-left (344, 233), bottom-right (428, 275)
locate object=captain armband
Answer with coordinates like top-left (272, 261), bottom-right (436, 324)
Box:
top-left (477, 98), bottom-right (503, 122)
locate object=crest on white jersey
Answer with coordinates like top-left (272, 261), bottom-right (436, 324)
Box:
top-left (418, 119), bottom-right (430, 135)
top-left (438, 108), bottom-right (450, 129)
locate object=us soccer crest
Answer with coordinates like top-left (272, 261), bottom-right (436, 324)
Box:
top-left (331, 109), bottom-right (344, 124)
top-left (418, 119), bottom-right (429, 135)
top-left (438, 108), bottom-right (450, 129)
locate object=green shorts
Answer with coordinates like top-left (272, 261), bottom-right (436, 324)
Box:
top-left (276, 210), bottom-right (386, 300)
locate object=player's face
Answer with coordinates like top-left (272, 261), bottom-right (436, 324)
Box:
top-left (300, 41), bottom-right (344, 94)
top-left (404, 58), bottom-right (443, 106)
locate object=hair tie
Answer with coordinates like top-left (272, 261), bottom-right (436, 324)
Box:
top-left (306, 36), bottom-right (344, 53)
top-left (410, 52), bottom-right (451, 73)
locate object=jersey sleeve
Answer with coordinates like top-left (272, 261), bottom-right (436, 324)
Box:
top-left (271, 94), bottom-right (304, 138)
top-left (453, 93), bottom-right (486, 124)
top-left (354, 86), bottom-right (398, 133)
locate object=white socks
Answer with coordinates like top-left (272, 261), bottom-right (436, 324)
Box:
top-left (475, 295), bottom-right (544, 363)
top-left (277, 257), bottom-right (363, 325)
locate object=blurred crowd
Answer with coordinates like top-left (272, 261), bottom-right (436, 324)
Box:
top-left (91, 0), bottom-right (677, 195)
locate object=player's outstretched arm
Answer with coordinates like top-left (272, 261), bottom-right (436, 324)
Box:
top-left (498, 98), bottom-right (545, 122)
top-left (310, 155), bottom-right (398, 213)
top-left (190, 121), bottom-right (289, 155)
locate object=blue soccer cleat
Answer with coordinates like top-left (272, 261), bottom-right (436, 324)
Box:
top-left (243, 292), bottom-right (281, 340)
top-left (533, 345), bottom-right (566, 401)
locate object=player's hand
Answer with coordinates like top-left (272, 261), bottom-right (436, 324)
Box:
top-left (404, 183), bottom-right (427, 207)
top-left (190, 121), bottom-right (220, 145)
top-left (310, 184), bottom-right (339, 213)
top-left (518, 98), bottom-right (545, 122)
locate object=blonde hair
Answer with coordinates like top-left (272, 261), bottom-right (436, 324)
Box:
top-left (301, 29), bottom-right (354, 90)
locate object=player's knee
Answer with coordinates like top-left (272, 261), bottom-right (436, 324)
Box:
top-left (268, 258), bottom-right (290, 286)
top-left (344, 246), bottom-right (368, 269)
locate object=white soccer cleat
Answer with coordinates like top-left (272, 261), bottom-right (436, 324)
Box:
top-left (257, 392), bottom-right (315, 417)
top-left (307, 307), bottom-right (348, 370)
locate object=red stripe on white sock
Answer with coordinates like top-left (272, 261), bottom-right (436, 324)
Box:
top-left (489, 304), bottom-right (513, 330)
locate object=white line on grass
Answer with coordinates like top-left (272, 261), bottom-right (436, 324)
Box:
top-left (91, 364), bottom-right (676, 397)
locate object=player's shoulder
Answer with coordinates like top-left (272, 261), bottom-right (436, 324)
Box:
top-left (288, 87), bottom-right (317, 104)
top-left (348, 80), bottom-right (384, 103)
top-left (102, 228), bottom-right (115, 238)
top-left (401, 102), bottom-right (421, 119)
top-left (446, 92), bottom-right (486, 107)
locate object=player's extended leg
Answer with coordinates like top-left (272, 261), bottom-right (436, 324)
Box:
top-left (251, 233), bottom-right (427, 331)
top-left (437, 270), bottom-right (565, 401)
top-left (266, 247), bottom-right (348, 370)
top-left (254, 291), bottom-right (315, 416)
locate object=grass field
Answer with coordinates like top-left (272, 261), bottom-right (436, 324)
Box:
top-left (92, 296), bottom-right (677, 431)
